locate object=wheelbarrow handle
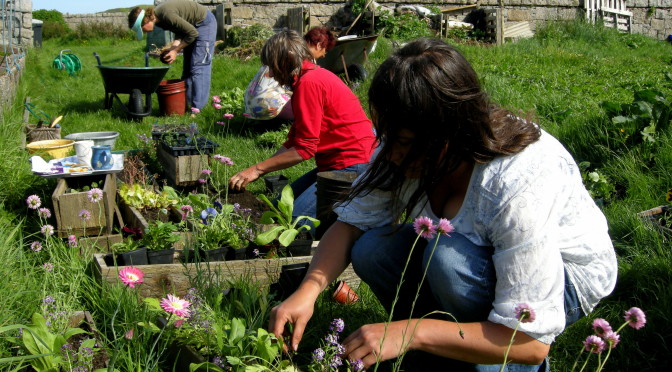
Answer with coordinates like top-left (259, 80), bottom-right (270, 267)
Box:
top-left (93, 52), bottom-right (102, 66)
top-left (145, 53), bottom-right (150, 67)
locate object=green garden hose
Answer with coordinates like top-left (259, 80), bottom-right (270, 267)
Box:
top-left (52, 49), bottom-right (82, 76)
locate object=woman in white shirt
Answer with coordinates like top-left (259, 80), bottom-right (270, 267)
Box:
top-left (268, 38), bottom-right (617, 371)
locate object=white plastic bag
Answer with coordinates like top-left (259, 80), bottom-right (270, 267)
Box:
top-left (244, 65), bottom-right (293, 120)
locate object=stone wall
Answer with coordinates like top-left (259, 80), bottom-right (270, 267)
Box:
top-left (1, 0), bottom-right (34, 47)
top-left (62, 13), bottom-right (128, 31)
top-left (0, 49), bottom-right (26, 117)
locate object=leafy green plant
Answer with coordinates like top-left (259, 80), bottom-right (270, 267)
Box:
top-left (193, 203), bottom-right (257, 250)
top-left (216, 87), bottom-right (246, 115)
top-left (255, 125), bottom-right (290, 148)
top-left (68, 181), bottom-right (101, 194)
top-left (142, 220), bottom-right (180, 251)
top-left (579, 162), bottom-right (616, 206)
top-left (111, 235), bottom-right (142, 254)
top-left (254, 185), bottom-right (320, 247)
top-left (376, 9), bottom-right (433, 40)
top-left (118, 184), bottom-right (179, 211)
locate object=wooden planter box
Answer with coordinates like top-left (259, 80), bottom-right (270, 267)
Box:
top-left (52, 174), bottom-right (117, 238)
top-left (156, 145), bottom-right (211, 186)
top-left (93, 243), bottom-right (360, 298)
top-left (117, 197), bottom-right (193, 249)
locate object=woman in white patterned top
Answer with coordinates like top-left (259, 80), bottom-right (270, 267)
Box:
top-left (268, 38), bottom-right (617, 371)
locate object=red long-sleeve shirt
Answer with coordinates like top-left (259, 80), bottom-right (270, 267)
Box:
top-left (282, 60), bottom-right (375, 172)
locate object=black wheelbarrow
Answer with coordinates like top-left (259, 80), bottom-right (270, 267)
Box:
top-left (317, 34), bottom-right (378, 85)
top-left (93, 52), bottom-right (170, 119)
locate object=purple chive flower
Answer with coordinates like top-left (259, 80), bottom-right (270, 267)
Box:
top-left (413, 216), bottom-right (436, 239)
top-left (87, 188), bottom-right (104, 203)
top-left (26, 195), bottom-right (41, 209)
top-left (30, 241), bottom-right (43, 252)
top-left (68, 235), bottom-right (77, 248)
top-left (436, 218), bottom-right (454, 235)
top-left (624, 307), bottom-right (646, 330)
top-left (312, 348), bottom-right (325, 362)
top-left (592, 318), bottom-right (612, 337)
top-left (603, 331), bottom-right (620, 349)
top-left (41, 224), bottom-right (54, 236)
top-left (330, 318), bottom-right (345, 334)
top-left (43, 262), bottom-right (54, 272)
top-left (514, 303), bottom-right (536, 323)
top-left (38, 208), bottom-right (52, 219)
top-left (201, 169), bottom-right (212, 175)
top-left (79, 209), bottom-right (91, 221)
top-left (583, 335), bottom-right (606, 354)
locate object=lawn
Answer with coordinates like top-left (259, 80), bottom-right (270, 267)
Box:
top-left (1, 20), bottom-right (672, 371)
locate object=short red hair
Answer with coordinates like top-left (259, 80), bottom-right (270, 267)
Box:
top-left (304, 27), bottom-right (336, 52)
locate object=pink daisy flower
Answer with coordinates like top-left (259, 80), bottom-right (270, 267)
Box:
top-left (160, 294), bottom-right (191, 318)
top-left (216, 156), bottom-right (234, 166)
top-left (212, 96), bottom-right (221, 103)
top-left (583, 335), bottom-right (606, 354)
top-left (592, 318), bottom-right (612, 337)
top-left (68, 235), bottom-right (78, 248)
top-left (43, 262), bottom-right (54, 272)
top-left (190, 107), bottom-right (200, 114)
top-left (41, 225), bottom-right (54, 237)
top-left (38, 208), bottom-right (52, 219)
top-left (514, 303), bottom-right (536, 323)
top-left (602, 331), bottom-right (620, 349)
top-left (413, 216), bottom-right (436, 239)
top-left (436, 218), bottom-right (454, 235)
top-left (198, 178), bottom-right (207, 184)
top-left (79, 209), bottom-right (91, 221)
top-left (224, 113), bottom-right (234, 120)
top-left (118, 266), bottom-right (144, 288)
top-left (201, 169), bottom-right (212, 175)
top-left (213, 103), bottom-right (222, 110)
top-left (87, 188), bottom-right (104, 203)
top-left (26, 195), bottom-right (41, 209)
top-left (624, 307), bottom-right (646, 330)
top-left (30, 241), bottom-right (43, 252)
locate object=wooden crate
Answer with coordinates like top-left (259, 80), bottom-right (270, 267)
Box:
top-left (93, 243), bottom-right (360, 298)
top-left (117, 197), bottom-right (193, 249)
top-left (156, 145), bottom-right (211, 186)
top-left (52, 174), bottom-right (116, 238)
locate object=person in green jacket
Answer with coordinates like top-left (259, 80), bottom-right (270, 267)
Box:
top-left (128, 1), bottom-right (216, 111)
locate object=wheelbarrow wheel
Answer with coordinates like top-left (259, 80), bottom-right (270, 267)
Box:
top-left (128, 89), bottom-right (144, 116)
top-left (346, 64), bottom-right (368, 82)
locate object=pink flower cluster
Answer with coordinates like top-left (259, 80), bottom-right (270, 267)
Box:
top-left (412, 216), bottom-right (454, 239)
top-left (582, 307), bottom-right (646, 355)
top-left (213, 154), bottom-right (234, 166)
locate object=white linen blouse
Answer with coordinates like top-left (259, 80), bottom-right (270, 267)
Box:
top-left (334, 130), bottom-right (618, 344)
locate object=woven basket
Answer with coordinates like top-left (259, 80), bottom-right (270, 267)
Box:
top-left (25, 124), bottom-right (62, 143)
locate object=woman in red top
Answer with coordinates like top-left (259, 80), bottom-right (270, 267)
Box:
top-left (229, 30), bottom-right (375, 219)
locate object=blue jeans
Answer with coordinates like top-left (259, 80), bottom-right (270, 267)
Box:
top-left (291, 163), bottom-right (369, 219)
top-left (350, 224), bottom-right (584, 372)
top-left (182, 11), bottom-right (216, 110)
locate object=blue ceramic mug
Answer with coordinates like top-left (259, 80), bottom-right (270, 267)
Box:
top-left (91, 145), bottom-right (113, 170)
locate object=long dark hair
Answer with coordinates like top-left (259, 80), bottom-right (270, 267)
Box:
top-left (349, 38), bottom-right (540, 221)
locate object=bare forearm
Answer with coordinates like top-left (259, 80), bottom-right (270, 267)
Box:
top-left (256, 147), bottom-right (304, 175)
top-left (411, 319), bottom-right (549, 365)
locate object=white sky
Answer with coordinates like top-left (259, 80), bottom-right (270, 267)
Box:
top-left (32, 1), bottom-right (150, 14)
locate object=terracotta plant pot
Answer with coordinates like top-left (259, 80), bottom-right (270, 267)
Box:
top-left (332, 280), bottom-right (359, 305)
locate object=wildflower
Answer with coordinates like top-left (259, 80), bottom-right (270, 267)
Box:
top-left (181, 205), bottom-right (194, 221)
top-left (175, 319), bottom-right (185, 328)
top-left (212, 96), bottom-right (221, 103)
top-left (212, 356), bottom-right (226, 368)
top-left (329, 355), bottom-right (343, 368)
top-left (41, 224), bottom-right (54, 237)
top-left (191, 107), bottom-right (200, 114)
top-left (38, 208), bottom-right (51, 219)
top-left (43, 262), bottom-right (54, 272)
top-left (122, 226), bottom-right (143, 240)
top-left (118, 266), bottom-right (144, 288)
top-left (312, 348), bottom-right (326, 362)
top-left (350, 358), bottom-right (365, 371)
top-left (30, 241), bottom-right (43, 252)
top-left (514, 303), bottom-right (536, 323)
top-left (26, 195), bottom-right (41, 209)
top-left (79, 209), bottom-right (91, 221)
top-left (216, 121), bottom-right (225, 125)
top-left (213, 103), bottom-right (222, 110)
top-left (583, 335), bottom-right (606, 354)
top-left (68, 235), bottom-right (77, 248)
top-left (623, 307), bottom-right (646, 330)
top-left (136, 133), bottom-right (151, 144)
top-left (330, 318), bottom-right (345, 334)
top-left (124, 328), bottom-right (135, 340)
top-left (253, 248), bottom-right (260, 257)
top-left (43, 296), bottom-right (55, 304)
top-left (592, 318), bottom-right (612, 337)
top-left (667, 188), bottom-right (672, 203)
top-left (200, 207), bottom-right (218, 224)
top-left (413, 216), bottom-right (436, 239)
top-left (201, 169), bottom-right (212, 175)
top-left (224, 113), bottom-right (234, 120)
top-left (325, 333), bottom-right (339, 346)
top-left (198, 178), bottom-right (207, 184)
top-left (87, 188), bottom-right (104, 203)
top-left (603, 331), bottom-right (620, 349)
top-left (436, 218), bottom-right (454, 235)
top-left (160, 294), bottom-right (191, 318)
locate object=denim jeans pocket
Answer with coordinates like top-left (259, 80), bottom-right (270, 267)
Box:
top-left (192, 40), bottom-right (212, 66)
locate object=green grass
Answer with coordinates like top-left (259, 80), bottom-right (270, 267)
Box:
top-left (1, 19), bottom-right (672, 371)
